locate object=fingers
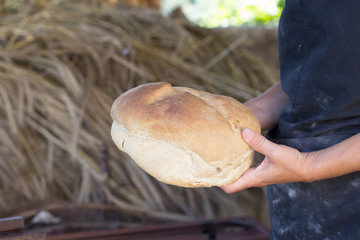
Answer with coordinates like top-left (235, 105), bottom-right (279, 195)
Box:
top-left (221, 129), bottom-right (280, 194)
top-left (221, 167), bottom-right (257, 193)
top-left (242, 128), bottom-right (277, 157)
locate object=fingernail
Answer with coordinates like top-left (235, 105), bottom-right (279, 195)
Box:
top-left (242, 128), bottom-right (254, 142)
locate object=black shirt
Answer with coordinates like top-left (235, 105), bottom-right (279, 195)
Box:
top-left (267, 0), bottom-right (360, 239)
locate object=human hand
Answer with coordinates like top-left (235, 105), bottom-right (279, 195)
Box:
top-left (221, 128), bottom-right (316, 193)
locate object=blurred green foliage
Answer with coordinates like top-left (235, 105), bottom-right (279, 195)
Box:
top-left (163, 0), bottom-right (285, 28)
top-left (1, 0), bottom-right (24, 12)
top-left (277, 0), bottom-right (285, 8)
top-left (201, 0), bottom-right (284, 27)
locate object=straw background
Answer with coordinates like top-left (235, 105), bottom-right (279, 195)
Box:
top-left (0, 0), bottom-right (279, 229)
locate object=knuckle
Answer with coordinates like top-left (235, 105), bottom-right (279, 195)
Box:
top-left (253, 135), bottom-right (266, 148)
top-left (268, 145), bottom-right (281, 158)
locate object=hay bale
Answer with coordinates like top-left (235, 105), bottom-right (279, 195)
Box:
top-left (0, 0), bottom-right (276, 226)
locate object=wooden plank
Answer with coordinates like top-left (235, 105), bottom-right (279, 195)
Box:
top-left (0, 216), bottom-right (24, 232)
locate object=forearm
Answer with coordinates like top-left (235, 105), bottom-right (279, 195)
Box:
top-left (245, 82), bottom-right (290, 131)
top-left (307, 132), bottom-right (360, 181)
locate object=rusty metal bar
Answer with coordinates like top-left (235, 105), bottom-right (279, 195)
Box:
top-left (0, 216), bottom-right (47, 240)
top-left (0, 216), bottom-right (24, 232)
top-left (47, 217), bottom-right (269, 240)
top-left (1, 232), bottom-right (47, 240)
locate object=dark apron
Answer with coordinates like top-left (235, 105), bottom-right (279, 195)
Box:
top-left (266, 135), bottom-right (360, 239)
top-left (267, 0), bottom-right (360, 239)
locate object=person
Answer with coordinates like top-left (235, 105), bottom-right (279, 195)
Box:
top-left (221, 1), bottom-right (360, 239)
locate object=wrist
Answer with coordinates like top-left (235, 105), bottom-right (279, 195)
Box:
top-left (244, 103), bottom-right (277, 131)
top-left (301, 151), bottom-right (321, 182)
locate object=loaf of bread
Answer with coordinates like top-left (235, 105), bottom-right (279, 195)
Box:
top-left (110, 82), bottom-right (260, 187)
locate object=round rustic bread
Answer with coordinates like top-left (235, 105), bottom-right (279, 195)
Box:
top-left (110, 82), bottom-right (260, 187)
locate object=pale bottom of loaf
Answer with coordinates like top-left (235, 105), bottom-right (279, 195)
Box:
top-left (111, 121), bottom-right (253, 187)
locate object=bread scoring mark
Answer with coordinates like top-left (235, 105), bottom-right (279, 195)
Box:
top-left (174, 90), bottom-right (233, 126)
top-left (198, 91), bottom-right (258, 137)
top-left (191, 93), bottom-right (243, 133)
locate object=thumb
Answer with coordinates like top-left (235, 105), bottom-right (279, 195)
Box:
top-left (242, 128), bottom-right (277, 156)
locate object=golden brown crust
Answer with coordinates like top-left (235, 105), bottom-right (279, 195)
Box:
top-left (110, 82), bottom-right (260, 187)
